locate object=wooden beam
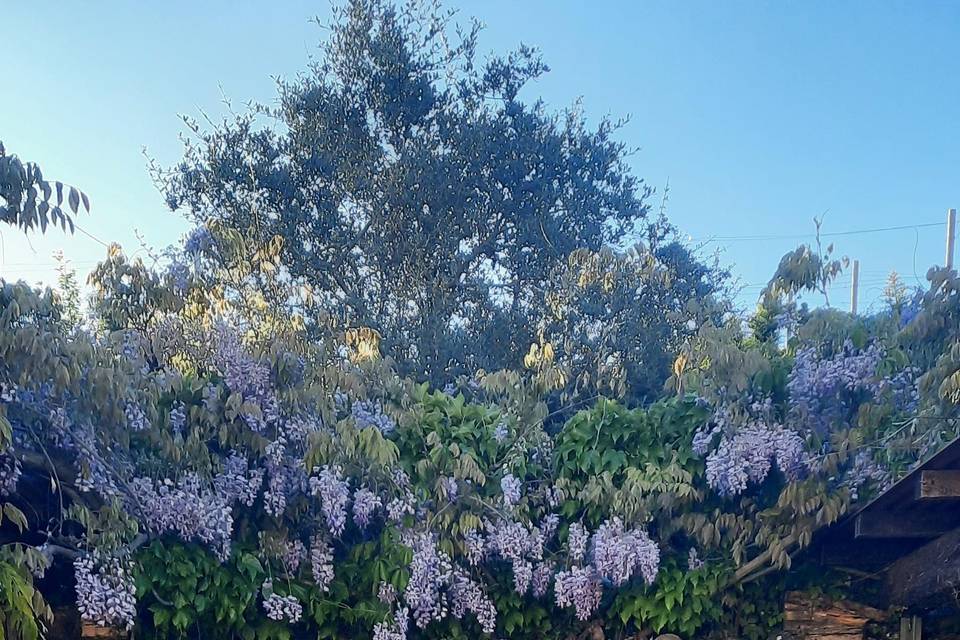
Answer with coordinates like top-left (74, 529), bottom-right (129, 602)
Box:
top-left (817, 538), bottom-right (923, 570)
top-left (918, 470), bottom-right (960, 499)
top-left (855, 510), bottom-right (953, 539)
top-left (887, 526), bottom-right (960, 607)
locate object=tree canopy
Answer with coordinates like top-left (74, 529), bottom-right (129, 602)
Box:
top-left (159, 0), bottom-right (721, 399)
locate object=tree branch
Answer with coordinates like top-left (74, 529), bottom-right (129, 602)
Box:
top-left (731, 533), bottom-right (798, 585)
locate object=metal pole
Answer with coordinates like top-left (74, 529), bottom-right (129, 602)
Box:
top-left (947, 208), bottom-right (956, 270)
top-left (850, 259), bottom-right (860, 315)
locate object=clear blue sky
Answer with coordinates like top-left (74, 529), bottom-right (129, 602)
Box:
top-left (2, 1), bottom-right (958, 312)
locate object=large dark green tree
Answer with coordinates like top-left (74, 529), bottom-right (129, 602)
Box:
top-left (161, 0), bottom-right (722, 391)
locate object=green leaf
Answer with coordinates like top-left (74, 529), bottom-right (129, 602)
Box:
top-left (2, 503), bottom-right (27, 532)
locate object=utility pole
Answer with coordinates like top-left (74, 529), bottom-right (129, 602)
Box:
top-left (850, 259), bottom-right (860, 315)
top-left (947, 208), bottom-right (956, 270)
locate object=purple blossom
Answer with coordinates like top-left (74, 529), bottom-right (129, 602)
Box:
top-left (352, 486), bottom-right (382, 529)
top-left (513, 559), bottom-right (533, 594)
top-left (352, 400), bottom-right (396, 435)
top-left (124, 400), bottom-right (148, 432)
top-left (450, 569), bottom-right (497, 633)
top-left (74, 554), bottom-right (137, 630)
top-left (532, 562), bottom-right (555, 598)
top-left (554, 566), bottom-right (603, 621)
top-left (129, 474), bottom-right (234, 560)
top-left (309, 465), bottom-right (350, 537)
top-left (378, 582), bottom-right (398, 604)
top-left (567, 523), bottom-right (589, 564)
top-left (898, 288), bottom-right (924, 328)
top-left (213, 453), bottom-right (263, 507)
top-left (788, 341), bottom-right (884, 434)
top-left (211, 323), bottom-right (280, 433)
top-left (165, 259), bottom-right (191, 294)
top-left (464, 530), bottom-right (486, 566)
top-left (184, 226), bottom-right (213, 255)
top-left (264, 456), bottom-right (306, 518)
top-left (282, 539), bottom-right (307, 576)
top-left (688, 547), bottom-right (704, 571)
top-left (373, 607), bottom-right (409, 640)
top-left (261, 580), bottom-right (303, 623)
top-left (539, 514), bottom-right (560, 543)
top-left (590, 517), bottom-right (660, 586)
top-left (387, 494), bottom-right (415, 523)
top-left (440, 476), bottom-right (458, 503)
top-left (310, 537), bottom-right (335, 591)
top-left (404, 533), bottom-right (452, 628)
top-left (500, 473), bottom-right (522, 506)
top-left (704, 422), bottom-right (807, 497)
top-left (843, 450), bottom-right (892, 501)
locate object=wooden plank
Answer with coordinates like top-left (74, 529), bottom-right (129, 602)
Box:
top-left (854, 510), bottom-right (951, 539)
top-left (887, 526), bottom-right (960, 607)
top-left (918, 470), bottom-right (960, 498)
top-left (82, 623), bottom-right (128, 638)
top-left (784, 592), bottom-right (884, 640)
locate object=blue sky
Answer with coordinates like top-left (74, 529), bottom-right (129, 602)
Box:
top-left (2, 1), bottom-right (958, 312)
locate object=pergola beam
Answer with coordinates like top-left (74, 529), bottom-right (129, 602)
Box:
top-left (854, 510), bottom-right (954, 539)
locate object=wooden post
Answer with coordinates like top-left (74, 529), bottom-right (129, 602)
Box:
top-left (899, 615), bottom-right (921, 640)
top-left (947, 208), bottom-right (956, 270)
top-left (850, 259), bottom-right (860, 315)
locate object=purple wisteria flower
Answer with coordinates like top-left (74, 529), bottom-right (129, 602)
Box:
top-left (352, 400), bottom-right (396, 435)
top-left (309, 465), bottom-right (350, 537)
top-left (129, 473), bottom-right (235, 560)
top-left (788, 340), bottom-right (884, 434)
top-left (554, 566), bottom-right (603, 621)
top-left (704, 423), bottom-right (807, 497)
top-left (688, 547), bottom-right (704, 571)
top-left (211, 323), bottom-right (280, 433)
top-left (310, 536), bottom-right (335, 591)
top-left (168, 402), bottom-right (186, 434)
top-left (373, 607), bottom-right (409, 640)
top-left (404, 532), bottom-right (453, 628)
top-left (532, 562), bottom-right (555, 598)
top-left (590, 517), bottom-right (660, 586)
top-left (353, 486), bottom-right (382, 529)
top-left (567, 523), bottom-right (589, 564)
top-left (261, 580), bottom-right (303, 623)
top-left (74, 553), bottom-right (137, 630)
top-left (500, 473), bottom-right (522, 506)
top-left (450, 569), bottom-right (497, 633)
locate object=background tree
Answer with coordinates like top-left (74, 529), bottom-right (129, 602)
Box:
top-left (159, 0), bottom-right (723, 394)
top-left (535, 218), bottom-right (726, 408)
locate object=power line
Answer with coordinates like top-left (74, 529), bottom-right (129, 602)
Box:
top-left (691, 221), bottom-right (944, 243)
top-left (74, 223), bottom-right (110, 248)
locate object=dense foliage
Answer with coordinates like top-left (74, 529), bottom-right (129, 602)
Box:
top-left (2, 206), bottom-right (959, 639)
top-left (3, 4), bottom-right (960, 640)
